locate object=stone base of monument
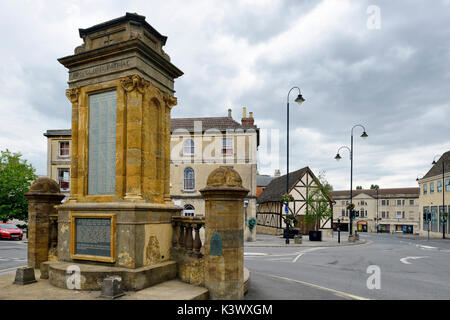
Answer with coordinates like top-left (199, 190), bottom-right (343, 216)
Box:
top-left (47, 260), bottom-right (177, 291)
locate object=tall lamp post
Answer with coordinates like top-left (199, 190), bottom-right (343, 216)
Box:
top-left (416, 174), bottom-right (429, 238)
top-left (374, 185), bottom-right (380, 233)
top-left (284, 86), bottom-right (305, 244)
top-left (334, 124), bottom-right (368, 236)
top-left (286, 87), bottom-right (305, 193)
top-left (432, 155), bottom-right (447, 239)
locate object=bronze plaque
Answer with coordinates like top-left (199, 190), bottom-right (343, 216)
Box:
top-left (71, 214), bottom-right (115, 262)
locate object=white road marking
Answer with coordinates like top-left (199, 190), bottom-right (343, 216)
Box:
top-left (254, 271), bottom-right (370, 300)
top-left (292, 248), bottom-right (324, 263)
top-left (244, 252), bottom-right (268, 256)
top-left (417, 245), bottom-right (437, 250)
top-left (400, 256), bottom-right (428, 264)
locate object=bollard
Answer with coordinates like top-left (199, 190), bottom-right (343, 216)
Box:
top-left (100, 276), bottom-right (125, 299)
top-left (13, 267), bottom-right (37, 285)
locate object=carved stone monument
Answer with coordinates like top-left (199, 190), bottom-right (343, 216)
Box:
top-left (48, 13), bottom-right (184, 290)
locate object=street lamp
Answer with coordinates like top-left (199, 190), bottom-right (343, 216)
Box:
top-left (373, 185), bottom-right (380, 233)
top-left (286, 86), bottom-right (305, 194)
top-left (416, 173), bottom-right (430, 238)
top-left (432, 155), bottom-right (446, 239)
top-left (334, 124), bottom-right (368, 237)
top-left (285, 86), bottom-right (305, 245)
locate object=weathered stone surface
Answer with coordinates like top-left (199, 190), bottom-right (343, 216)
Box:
top-left (13, 267), bottom-right (37, 285)
top-left (200, 168), bottom-right (248, 300)
top-left (48, 260), bottom-right (177, 291)
top-left (28, 177), bottom-right (61, 194)
top-left (51, 12), bottom-right (183, 292)
top-left (100, 276), bottom-right (125, 299)
top-left (25, 179), bottom-right (65, 269)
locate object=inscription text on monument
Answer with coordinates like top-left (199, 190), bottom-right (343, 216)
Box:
top-left (69, 59), bottom-right (132, 81)
top-left (70, 214), bottom-right (116, 262)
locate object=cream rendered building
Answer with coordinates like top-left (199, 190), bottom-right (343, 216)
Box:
top-left (331, 188), bottom-right (420, 234)
top-left (45, 107), bottom-right (259, 238)
top-left (417, 151), bottom-right (450, 238)
top-left (169, 108), bottom-right (259, 241)
top-left (43, 130), bottom-right (72, 198)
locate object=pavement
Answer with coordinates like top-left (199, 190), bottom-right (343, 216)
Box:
top-left (0, 269), bottom-right (209, 300)
top-left (244, 232), bottom-right (368, 247)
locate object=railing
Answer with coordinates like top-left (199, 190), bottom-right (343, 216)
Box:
top-left (172, 216), bottom-right (205, 257)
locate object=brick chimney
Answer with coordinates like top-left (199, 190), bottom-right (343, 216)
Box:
top-left (241, 107), bottom-right (254, 126)
top-left (274, 169), bottom-right (281, 177)
top-left (228, 108), bottom-right (232, 118)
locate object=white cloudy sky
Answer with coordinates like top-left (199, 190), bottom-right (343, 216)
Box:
top-left (0, 0), bottom-right (449, 190)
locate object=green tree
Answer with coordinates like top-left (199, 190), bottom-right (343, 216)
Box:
top-left (0, 149), bottom-right (36, 222)
top-left (370, 184), bottom-right (379, 190)
top-left (356, 186), bottom-right (363, 190)
top-left (304, 172), bottom-right (334, 231)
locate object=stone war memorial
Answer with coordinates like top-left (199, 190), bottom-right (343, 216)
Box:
top-left (20, 12), bottom-right (249, 300)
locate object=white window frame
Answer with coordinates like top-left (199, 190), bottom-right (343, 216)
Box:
top-left (222, 137), bottom-right (233, 155)
top-left (59, 141), bottom-right (70, 158)
top-left (183, 204), bottom-right (195, 217)
top-left (58, 168), bottom-right (70, 191)
top-left (183, 139), bottom-right (194, 156)
top-left (183, 167), bottom-right (195, 191)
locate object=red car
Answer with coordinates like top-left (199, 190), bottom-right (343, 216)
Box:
top-left (0, 224), bottom-right (23, 240)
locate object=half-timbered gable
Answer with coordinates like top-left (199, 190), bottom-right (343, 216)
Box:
top-left (256, 167), bottom-right (334, 235)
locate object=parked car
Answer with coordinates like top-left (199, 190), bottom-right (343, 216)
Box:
top-left (0, 224), bottom-right (23, 240)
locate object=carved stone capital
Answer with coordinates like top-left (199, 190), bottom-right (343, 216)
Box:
top-left (66, 87), bottom-right (80, 104)
top-left (120, 74), bottom-right (149, 94)
top-left (163, 94), bottom-right (178, 109)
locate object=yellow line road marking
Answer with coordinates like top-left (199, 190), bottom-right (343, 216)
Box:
top-left (254, 271), bottom-right (370, 300)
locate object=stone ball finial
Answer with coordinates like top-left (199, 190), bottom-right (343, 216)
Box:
top-left (28, 177), bottom-right (61, 194)
top-left (206, 166), bottom-right (243, 188)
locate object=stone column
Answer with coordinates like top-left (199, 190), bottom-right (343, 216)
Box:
top-left (163, 94), bottom-right (177, 203)
top-left (66, 87), bottom-right (80, 201)
top-left (120, 75), bottom-right (147, 200)
top-left (200, 167), bottom-right (249, 300)
top-left (25, 178), bottom-right (65, 269)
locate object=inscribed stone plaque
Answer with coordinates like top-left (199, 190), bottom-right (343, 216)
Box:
top-left (210, 232), bottom-right (223, 256)
top-left (88, 90), bottom-right (117, 194)
top-left (74, 218), bottom-right (112, 257)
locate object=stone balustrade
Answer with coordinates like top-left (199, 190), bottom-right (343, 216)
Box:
top-left (171, 216), bottom-right (205, 257)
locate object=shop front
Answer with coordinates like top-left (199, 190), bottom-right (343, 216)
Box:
top-left (357, 221), bottom-right (368, 232)
top-left (395, 224), bottom-right (414, 234)
top-left (379, 224), bottom-right (390, 233)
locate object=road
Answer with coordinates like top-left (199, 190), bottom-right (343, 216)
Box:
top-left (0, 238), bottom-right (27, 275)
top-left (244, 232), bottom-right (450, 300)
top-left (1, 233), bottom-right (450, 299)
